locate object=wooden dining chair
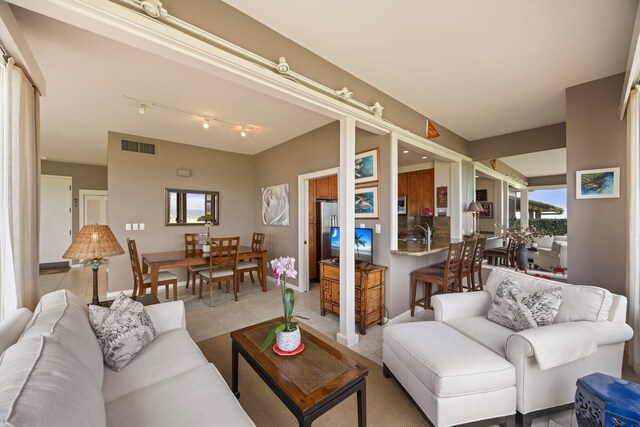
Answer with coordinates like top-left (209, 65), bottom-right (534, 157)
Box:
top-left (184, 233), bottom-right (209, 294)
top-left (199, 236), bottom-right (240, 307)
top-left (126, 239), bottom-right (178, 300)
top-left (237, 232), bottom-right (265, 286)
top-left (485, 238), bottom-right (514, 267)
top-left (410, 241), bottom-right (465, 316)
top-left (458, 239), bottom-right (477, 292)
top-left (468, 237), bottom-right (487, 291)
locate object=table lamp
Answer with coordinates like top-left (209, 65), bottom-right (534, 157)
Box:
top-left (467, 201), bottom-right (484, 235)
top-left (62, 224), bottom-right (124, 305)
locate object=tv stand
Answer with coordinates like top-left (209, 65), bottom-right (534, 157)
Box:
top-left (319, 260), bottom-right (386, 335)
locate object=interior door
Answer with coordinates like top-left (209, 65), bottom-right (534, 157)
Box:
top-left (39, 175), bottom-right (72, 265)
top-left (80, 190), bottom-right (108, 226)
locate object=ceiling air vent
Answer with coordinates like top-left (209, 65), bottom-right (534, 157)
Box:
top-left (121, 139), bottom-right (156, 155)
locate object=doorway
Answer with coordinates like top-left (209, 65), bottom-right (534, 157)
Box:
top-left (79, 189), bottom-right (108, 227)
top-left (39, 175), bottom-right (72, 268)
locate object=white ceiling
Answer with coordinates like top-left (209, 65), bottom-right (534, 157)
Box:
top-left (13, 8), bottom-right (333, 165)
top-left (500, 148), bottom-right (567, 178)
top-left (224, 0), bottom-right (637, 141)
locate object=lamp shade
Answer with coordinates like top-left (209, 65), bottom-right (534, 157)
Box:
top-left (63, 224), bottom-right (124, 260)
top-left (467, 201), bottom-right (484, 212)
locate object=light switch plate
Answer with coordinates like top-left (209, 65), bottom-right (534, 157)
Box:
top-left (375, 224), bottom-right (381, 234)
top-left (125, 223), bottom-right (131, 231)
top-left (139, 223), bottom-right (145, 231)
top-left (132, 223), bottom-right (139, 231)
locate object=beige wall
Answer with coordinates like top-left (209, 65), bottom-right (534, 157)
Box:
top-left (162, 0), bottom-right (470, 156)
top-left (41, 160), bottom-right (107, 239)
top-left (566, 74), bottom-right (626, 295)
top-left (475, 178), bottom-right (496, 232)
top-left (107, 132), bottom-right (254, 292)
top-left (470, 123), bottom-right (566, 161)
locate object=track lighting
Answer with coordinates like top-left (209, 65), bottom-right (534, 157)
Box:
top-left (139, 0), bottom-right (167, 18)
top-left (277, 57), bottom-right (290, 73)
top-left (422, 156), bottom-right (428, 159)
top-left (240, 130), bottom-right (247, 137)
top-left (203, 118), bottom-right (209, 129)
top-left (138, 104), bottom-right (146, 114)
top-left (402, 150), bottom-right (409, 154)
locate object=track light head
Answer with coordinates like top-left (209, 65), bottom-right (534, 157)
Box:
top-left (140, 0), bottom-right (167, 18)
top-left (203, 118), bottom-right (209, 129)
top-left (240, 130), bottom-right (247, 138)
top-left (138, 104), bottom-right (146, 114)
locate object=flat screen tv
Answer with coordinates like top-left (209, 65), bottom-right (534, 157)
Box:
top-left (330, 227), bottom-right (373, 264)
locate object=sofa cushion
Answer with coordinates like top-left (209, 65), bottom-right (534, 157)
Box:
top-left (21, 289), bottom-right (104, 386)
top-left (445, 316), bottom-right (514, 358)
top-left (0, 308), bottom-right (32, 356)
top-left (105, 364), bottom-right (255, 427)
top-left (487, 279), bottom-right (562, 332)
top-left (485, 268), bottom-right (613, 323)
top-left (90, 294), bottom-right (157, 372)
top-left (383, 322), bottom-right (515, 397)
top-left (0, 336), bottom-right (106, 427)
top-left (102, 329), bottom-right (207, 402)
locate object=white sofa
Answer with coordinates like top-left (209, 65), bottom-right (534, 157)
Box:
top-left (531, 235), bottom-right (568, 271)
top-left (431, 268), bottom-right (633, 427)
top-left (0, 289), bottom-right (255, 427)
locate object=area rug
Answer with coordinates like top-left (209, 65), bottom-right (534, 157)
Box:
top-left (197, 326), bottom-right (428, 427)
top-left (39, 266), bottom-right (70, 275)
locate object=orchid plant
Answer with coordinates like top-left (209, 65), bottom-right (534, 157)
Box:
top-left (260, 256), bottom-right (307, 352)
top-left (495, 224), bottom-right (545, 247)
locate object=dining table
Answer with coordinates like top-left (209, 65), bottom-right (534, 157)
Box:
top-left (141, 246), bottom-right (268, 297)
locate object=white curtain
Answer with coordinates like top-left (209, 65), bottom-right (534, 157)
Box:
top-left (627, 85), bottom-right (640, 374)
top-left (0, 58), bottom-right (40, 318)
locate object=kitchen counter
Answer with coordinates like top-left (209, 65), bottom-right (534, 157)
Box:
top-left (391, 237), bottom-right (462, 256)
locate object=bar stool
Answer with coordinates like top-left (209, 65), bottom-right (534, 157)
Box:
top-left (465, 237), bottom-right (487, 292)
top-left (458, 239), bottom-right (477, 292)
top-left (410, 241), bottom-right (465, 316)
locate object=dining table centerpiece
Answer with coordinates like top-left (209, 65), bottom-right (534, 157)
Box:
top-left (260, 256), bottom-right (307, 354)
top-left (202, 222), bottom-right (213, 252)
top-left (495, 224), bottom-right (544, 269)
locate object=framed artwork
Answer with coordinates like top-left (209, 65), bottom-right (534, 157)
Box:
top-left (478, 201), bottom-right (493, 218)
top-left (355, 148), bottom-right (379, 185)
top-left (576, 167), bottom-right (620, 199)
top-left (437, 186), bottom-right (448, 208)
top-left (476, 189), bottom-right (488, 201)
top-left (261, 183), bottom-right (289, 226)
top-left (398, 196), bottom-right (407, 215)
top-left (355, 185), bottom-right (379, 219)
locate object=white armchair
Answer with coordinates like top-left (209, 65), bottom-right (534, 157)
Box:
top-left (531, 235), bottom-right (567, 271)
top-left (431, 268), bottom-right (633, 427)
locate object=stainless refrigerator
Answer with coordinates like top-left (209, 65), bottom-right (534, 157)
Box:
top-left (317, 201), bottom-right (338, 261)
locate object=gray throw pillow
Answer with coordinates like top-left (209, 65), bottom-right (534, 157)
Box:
top-left (487, 278), bottom-right (562, 331)
top-left (89, 293), bottom-right (157, 372)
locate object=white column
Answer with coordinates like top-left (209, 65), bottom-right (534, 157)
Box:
top-left (626, 87), bottom-right (640, 373)
top-left (493, 180), bottom-right (505, 233)
top-left (502, 182), bottom-right (510, 227)
top-left (520, 189), bottom-right (529, 230)
top-left (450, 161), bottom-right (463, 239)
top-left (390, 133), bottom-right (398, 251)
top-left (337, 117), bottom-right (358, 347)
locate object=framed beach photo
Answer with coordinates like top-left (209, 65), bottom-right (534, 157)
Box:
top-left (576, 167), bottom-right (620, 199)
top-left (355, 148), bottom-right (379, 185)
top-left (355, 185), bottom-right (379, 219)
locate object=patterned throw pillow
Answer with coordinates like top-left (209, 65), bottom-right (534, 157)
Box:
top-left (487, 278), bottom-right (562, 331)
top-left (89, 293), bottom-right (157, 372)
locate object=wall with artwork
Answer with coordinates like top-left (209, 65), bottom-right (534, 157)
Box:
top-left (475, 177), bottom-right (496, 233)
top-left (566, 73), bottom-right (627, 295)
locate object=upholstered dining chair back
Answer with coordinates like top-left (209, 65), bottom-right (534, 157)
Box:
top-left (208, 236), bottom-right (240, 272)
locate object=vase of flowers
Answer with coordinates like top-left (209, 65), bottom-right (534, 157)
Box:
top-left (495, 224), bottom-right (545, 269)
top-left (202, 222), bottom-right (213, 252)
top-left (260, 257), bottom-right (307, 353)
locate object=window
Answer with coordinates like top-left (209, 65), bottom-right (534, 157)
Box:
top-left (165, 189), bottom-right (219, 225)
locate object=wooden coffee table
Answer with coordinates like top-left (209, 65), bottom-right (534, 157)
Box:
top-left (231, 319), bottom-right (368, 427)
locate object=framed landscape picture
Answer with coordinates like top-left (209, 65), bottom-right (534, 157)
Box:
top-left (355, 148), bottom-right (379, 185)
top-left (576, 167), bottom-right (620, 199)
top-left (355, 185), bottom-right (379, 219)
top-left (478, 201), bottom-right (493, 218)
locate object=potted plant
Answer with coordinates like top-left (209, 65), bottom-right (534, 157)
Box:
top-left (495, 224), bottom-right (545, 269)
top-left (260, 257), bottom-right (307, 353)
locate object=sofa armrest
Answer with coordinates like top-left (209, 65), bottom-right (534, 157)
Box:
top-left (144, 301), bottom-right (186, 334)
top-left (432, 291), bottom-right (492, 322)
top-left (505, 321), bottom-right (633, 370)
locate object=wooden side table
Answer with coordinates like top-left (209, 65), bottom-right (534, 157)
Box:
top-left (575, 373), bottom-right (640, 427)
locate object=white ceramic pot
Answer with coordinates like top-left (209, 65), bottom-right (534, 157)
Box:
top-left (276, 327), bottom-right (301, 352)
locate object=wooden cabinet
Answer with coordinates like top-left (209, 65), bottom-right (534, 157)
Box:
top-left (316, 175), bottom-right (338, 200)
top-left (398, 172), bottom-right (408, 196)
top-left (405, 169), bottom-right (434, 216)
top-left (308, 224), bottom-right (317, 279)
top-left (319, 261), bottom-right (385, 335)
